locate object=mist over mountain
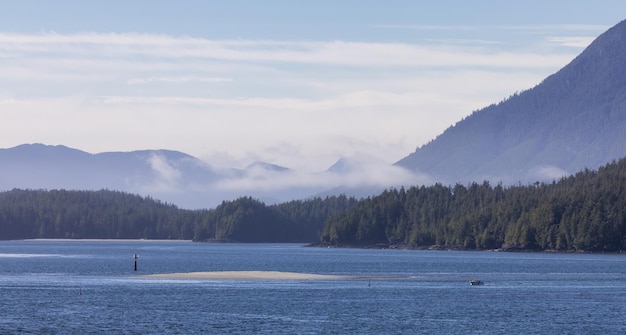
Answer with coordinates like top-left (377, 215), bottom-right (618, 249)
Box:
top-left (0, 144), bottom-right (221, 208)
top-left (0, 144), bottom-right (414, 209)
top-left (3, 21), bottom-right (626, 208)
top-left (396, 19), bottom-right (626, 185)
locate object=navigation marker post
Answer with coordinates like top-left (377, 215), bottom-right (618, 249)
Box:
top-left (134, 253), bottom-right (138, 271)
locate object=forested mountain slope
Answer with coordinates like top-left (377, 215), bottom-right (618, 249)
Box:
top-left (396, 19), bottom-right (626, 185)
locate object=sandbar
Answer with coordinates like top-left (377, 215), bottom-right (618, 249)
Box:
top-left (142, 271), bottom-right (350, 280)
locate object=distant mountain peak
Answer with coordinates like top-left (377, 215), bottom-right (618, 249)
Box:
top-left (11, 143), bottom-right (81, 151)
top-left (2, 143), bottom-right (91, 161)
top-left (327, 154), bottom-right (386, 174)
top-left (245, 161), bottom-right (290, 172)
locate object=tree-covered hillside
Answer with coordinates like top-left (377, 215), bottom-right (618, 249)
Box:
top-left (320, 158), bottom-right (626, 252)
top-left (192, 195), bottom-right (357, 242)
top-left (0, 189), bottom-right (199, 240)
top-left (0, 189), bottom-right (356, 243)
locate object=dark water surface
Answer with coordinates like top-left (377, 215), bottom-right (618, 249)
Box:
top-left (1, 240), bottom-right (625, 334)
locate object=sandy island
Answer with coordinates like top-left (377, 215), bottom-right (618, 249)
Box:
top-left (141, 271), bottom-right (408, 280)
top-left (141, 271), bottom-right (348, 280)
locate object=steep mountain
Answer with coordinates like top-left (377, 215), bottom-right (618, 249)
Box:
top-left (396, 19), bottom-right (626, 185)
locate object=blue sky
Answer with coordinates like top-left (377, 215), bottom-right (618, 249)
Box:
top-left (1, 1), bottom-right (625, 177)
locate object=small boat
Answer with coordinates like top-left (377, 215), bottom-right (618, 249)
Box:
top-left (469, 279), bottom-right (483, 285)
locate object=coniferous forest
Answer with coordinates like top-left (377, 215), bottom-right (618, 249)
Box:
top-left (0, 189), bottom-right (357, 243)
top-left (1, 158), bottom-right (626, 252)
top-left (321, 158), bottom-right (626, 252)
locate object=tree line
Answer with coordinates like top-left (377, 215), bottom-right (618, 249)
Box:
top-left (0, 189), bottom-right (356, 243)
top-left (320, 158), bottom-right (626, 252)
top-left (0, 189), bottom-right (197, 240)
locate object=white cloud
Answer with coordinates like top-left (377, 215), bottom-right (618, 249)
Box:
top-left (0, 30), bottom-right (588, 174)
top-left (0, 32), bottom-right (576, 68)
top-left (127, 76), bottom-right (232, 85)
top-left (530, 165), bottom-right (570, 181)
top-left (0, 19), bottom-right (611, 207)
top-left (376, 24), bottom-right (609, 33)
top-left (212, 156), bottom-right (427, 193)
top-left (546, 36), bottom-right (596, 48)
top-left (143, 154), bottom-right (182, 192)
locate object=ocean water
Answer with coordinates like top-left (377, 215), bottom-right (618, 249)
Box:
top-left (1, 240), bottom-right (625, 334)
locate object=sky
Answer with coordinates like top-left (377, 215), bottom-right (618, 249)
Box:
top-left (1, 1), bottom-right (625, 174)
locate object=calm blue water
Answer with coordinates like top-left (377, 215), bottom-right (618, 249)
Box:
top-left (1, 240), bottom-right (625, 334)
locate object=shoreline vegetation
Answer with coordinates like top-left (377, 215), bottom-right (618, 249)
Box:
top-left (23, 238), bottom-right (193, 243)
top-left (309, 242), bottom-right (626, 254)
top-left (10, 238), bottom-right (623, 255)
top-left (12, 239), bottom-right (624, 254)
top-left (1, 158), bottom-right (625, 253)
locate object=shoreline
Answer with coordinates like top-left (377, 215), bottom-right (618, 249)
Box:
top-left (309, 243), bottom-right (626, 254)
top-left (13, 240), bottom-right (622, 254)
top-left (22, 239), bottom-right (193, 243)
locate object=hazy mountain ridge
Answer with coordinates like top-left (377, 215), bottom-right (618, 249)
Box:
top-left (0, 144), bottom-right (411, 209)
top-left (396, 19), bottom-right (626, 185)
top-left (1, 144), bottom-right (215, 189)
top-left (0, 144), bottom-right (220, 207)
